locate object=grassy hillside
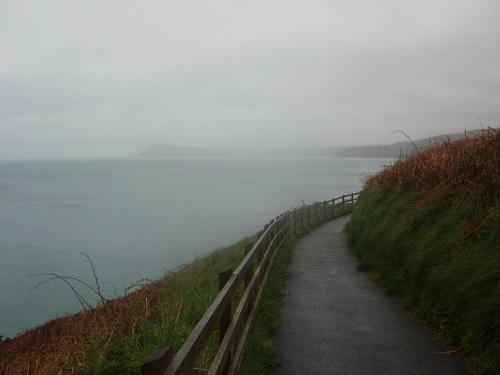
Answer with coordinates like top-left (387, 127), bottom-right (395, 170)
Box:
top-left (333, 128), bottom-right (485, 158)
top-left (346, 128), bottom-right (500, 374)
top-left (0, 239), bottom-right (251, 374)
top-left (1, 204), bottom-right (348, 374)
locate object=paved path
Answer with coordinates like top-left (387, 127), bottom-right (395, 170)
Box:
top-left (276, 215), bottom-right (469, 375)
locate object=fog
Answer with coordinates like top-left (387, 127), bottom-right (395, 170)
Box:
top-left (1, 0), bottom-right (499, 159)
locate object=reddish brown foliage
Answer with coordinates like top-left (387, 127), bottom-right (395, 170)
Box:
top-left (0, 284), bottom-right (161, 374)
top-left (366, 127), bottom-right (500, 207)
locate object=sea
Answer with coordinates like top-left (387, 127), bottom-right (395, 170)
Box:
top-left (0, 156), bottom-right (392, 338)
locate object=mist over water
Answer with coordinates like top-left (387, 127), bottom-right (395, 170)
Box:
top-left (0, 156), bottom-right (390, 338)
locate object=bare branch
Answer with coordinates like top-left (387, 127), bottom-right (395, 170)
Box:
top-left (81, 252), bottom-right (107, 305)
top-left (29, 274), bottom-right (93, 311)
top-left (391, 130), bottom-right (420, 154)
top-left (29, 252), bottom-right (111, 310)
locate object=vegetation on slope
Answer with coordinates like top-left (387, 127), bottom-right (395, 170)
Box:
top-left (346, 128), bottom-right (500, 374)
top-left (1, 201), bottom-right (349, 374)
top-left (0, 239), bottom-right (251, 374)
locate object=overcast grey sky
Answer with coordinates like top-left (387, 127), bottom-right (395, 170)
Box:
top-left (1, 0), bottom-right (499, 159)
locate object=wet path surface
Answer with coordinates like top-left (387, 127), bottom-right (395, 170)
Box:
top-left (276, 215), bottom-right (469, 375)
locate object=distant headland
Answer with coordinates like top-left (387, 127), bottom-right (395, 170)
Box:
top-left (138, 129), bottom-right (488, 159)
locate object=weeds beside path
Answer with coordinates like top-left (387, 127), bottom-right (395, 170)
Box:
top-left (347, 128), bottom-right (500, 374)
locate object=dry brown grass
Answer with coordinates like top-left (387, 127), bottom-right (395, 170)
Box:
top-left (354, 128), bottom-right (500, 373)
top-left (0, 239), bottom-right (247, 374)
top-left (366, 127), bottom-right (500, 208)
top-left (364, 127), bottom-right (500, 249)
top-left (0, 284), bottom-right (161, 374)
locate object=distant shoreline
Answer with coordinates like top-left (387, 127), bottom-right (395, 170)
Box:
top-left (138, 129), bottom-right (489, 159)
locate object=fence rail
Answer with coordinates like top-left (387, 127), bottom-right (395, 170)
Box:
top-left (141, 192), bottom-right (359, 375)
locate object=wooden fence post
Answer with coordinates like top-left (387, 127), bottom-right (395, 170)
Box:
top-left (278, 218), bottom-right (282, 243)
top-left (286, 213), bottom-right (290, 237)
top-left (141, 192), bottom-right (358, 375)
top-left (141, 346), bottom-right (173, 375)
top-left (219, 267), bottom-right (233, 344)
top-left (281, 216), bottom-right (286, 242)
top-left (219, 267), bottom-right (233, 375)
top-left (257, 240), bottom-right (264, 268)
top-left (244, 243), bottom-right (253, 288)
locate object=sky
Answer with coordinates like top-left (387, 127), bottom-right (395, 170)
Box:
top-left (0, 0), bottom-right (499, 159)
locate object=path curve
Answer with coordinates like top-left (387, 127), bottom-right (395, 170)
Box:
top-left (276, 215), bottom-right (469, 375)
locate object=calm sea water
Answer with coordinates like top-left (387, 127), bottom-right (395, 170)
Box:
top-left (0, 156), bottom-right (391, 338)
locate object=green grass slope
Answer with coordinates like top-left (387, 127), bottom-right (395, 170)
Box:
top-left (346, 128), bottom-right (500, 374)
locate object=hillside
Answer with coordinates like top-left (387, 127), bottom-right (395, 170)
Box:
top-left (346, 128), bottom-right (500, 374)
top-left (0, 240), bottom-right (252, 374)
top-left (138, 129), bottom-right (488, 159)
top-left (332, 129), bottom-right (486, 158)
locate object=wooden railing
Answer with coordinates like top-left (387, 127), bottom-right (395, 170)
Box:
top-left (141, 193), bottom-right (359, 375)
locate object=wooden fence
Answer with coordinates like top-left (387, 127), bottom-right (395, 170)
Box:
top-left (141, 193), bottom-right (359, 375)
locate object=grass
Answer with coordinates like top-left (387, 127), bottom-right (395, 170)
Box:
top-left (0, 203), bottom-right (352, 374)
top-left (238, 235), bottom-right (294, 374)
top-left (0, 237), bottom-right (252, 374)
top-left (346, 127), bottom-right (500, 374)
